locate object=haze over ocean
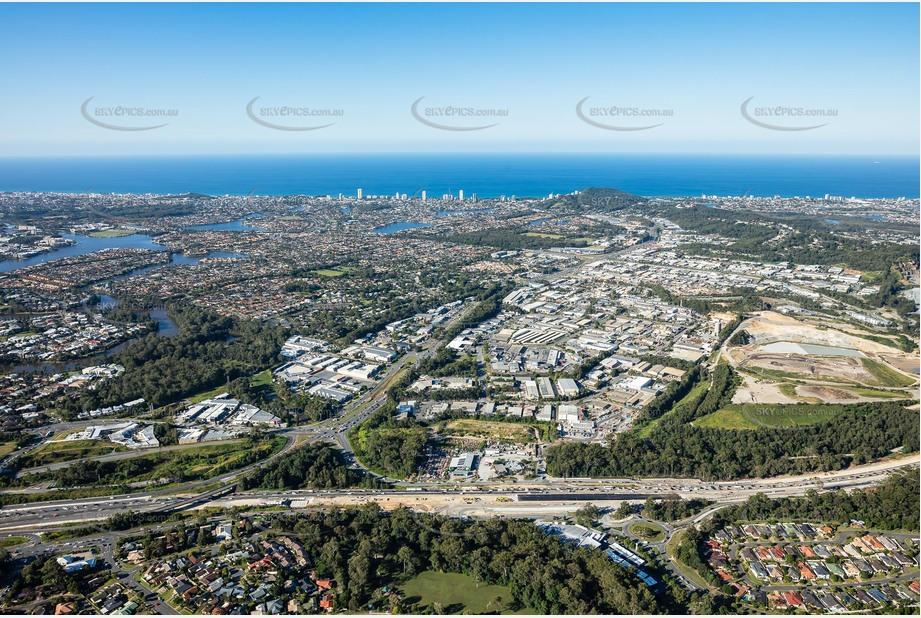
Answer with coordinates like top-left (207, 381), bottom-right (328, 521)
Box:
top-left (0, 154), bottom-right (917, 199)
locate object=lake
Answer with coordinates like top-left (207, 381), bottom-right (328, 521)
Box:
top-left (373, 222), bottom-right (433, 234)
top-left (183, 213), bottom-right (265, 232)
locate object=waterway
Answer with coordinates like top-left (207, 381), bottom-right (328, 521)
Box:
top-left (183, 213), bottom-right (265, 232)
top-left (373, 222), bottom-right (433, 234)
top-left (1, 228), bottom-right (247, 373)
top-left (0, 233), bottom-right (167, 273)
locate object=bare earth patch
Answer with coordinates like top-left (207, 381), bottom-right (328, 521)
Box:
top-left (796, 385), bottom-right (858, 403)
top-left (731, 374), bottom-right (799, 404)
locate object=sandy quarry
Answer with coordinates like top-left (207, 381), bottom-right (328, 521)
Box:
top-left (731, 373), bottom-right (799, 404)
top-left (743, 311), bottom-right (910, 357)
top-left (724, 311), bottom-right (918, 402)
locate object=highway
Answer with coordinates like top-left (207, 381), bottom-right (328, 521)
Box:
top-left (0, 454), bottom-right (914, 533)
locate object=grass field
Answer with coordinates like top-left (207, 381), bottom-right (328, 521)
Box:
top-left (740, 365), bottom-right (853, 385)
top-left (861, 358), bottom-right (916, 388)
top-left (399, 571), bottom-right (531, 614)
top-left (250, 369), bottom-right (273, 388)
top-left (522, 232), bottom-right (563, 239)
top-left (0, 442), bottom-right (18, 459)
top-left (314, 268), bottom-right (346, 277)
top-left (845, 387), bottom-right (909, 399)
top-left (29, 437), bottom-right (284, 486)
top-left (0, 536), bottom-right (29, 548)
top-left (18, 440), bottom-right (126, 467)
top-left (187, 368), bottom-right (275, 404)
top-left (693, 403), bottom-right (843, 430)
top-left (441, 419), bottom-right (537, 444)
top-left (187, 383), bottom-right (232, 404)
top-left (88, 229), bottom-right (135, 238)
top-left (628, 522), bottom-right (666, 542)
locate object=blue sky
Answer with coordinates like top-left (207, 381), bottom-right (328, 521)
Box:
top-left (0, 2), bottom-right (917, 156)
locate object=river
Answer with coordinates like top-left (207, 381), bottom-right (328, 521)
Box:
top-left (1, 226), bottom-right (249, 373)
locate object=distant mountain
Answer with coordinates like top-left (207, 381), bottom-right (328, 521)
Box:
top-left (540, 187), bottom-right (647, 212)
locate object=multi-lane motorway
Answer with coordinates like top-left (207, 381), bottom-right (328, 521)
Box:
top-left (0, 453), bottom-right (915, 533)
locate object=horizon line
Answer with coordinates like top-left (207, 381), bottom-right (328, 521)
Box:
top-left (0, 152), bottom-right (918, 159)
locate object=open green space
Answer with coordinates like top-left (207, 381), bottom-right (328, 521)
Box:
top-left (628, 522), bottom-right (666, 542)
top-left (0, 485), bottom-right (133, 507)
top-left (87, 229), bottom-right (135, 238)
top-left (845, 386), bottom-right (908, 399)
top-left (0, 442), bottom-right (18, 459)
top-left (250, 368), bottom-right (273, 388)
top-left (522, 232), bottom-right (563, 239)
top-left (187, 367), bottom-right (275, 405)
top-left (398, 571), bottom-right (531, 615)
top-left (314, 268), bottom-right (347, 277)
top-left (861, 358), bottom-right (916, 387)
top-left (739, 365), bottom-right (853, 385)
top-left (693, 403), bottom-right (846, 430)
top-left (17, 439), bottom-right (126, 468)
top-left (31, 436), bottom-right (285, 487)
top-left (0, 536), bottom-right (29, 548)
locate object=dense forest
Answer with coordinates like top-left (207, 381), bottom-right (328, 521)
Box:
top-left (437, 222), bottom-right (617, 251)
top-left (655, 204), bottom-right (918, 274)
top-left (711, 472), bottom-right (920, 532)
top-left (642, 494), bottom-right (714, 522)
top-left (544, 187), bottom-right (648, 212)
top-left (265, 504), bottom-right (674, 614)
top-left (50, 305), bottom-right (286, 414)
top-left (348, 404), bottom-right (429, 479)
top-left (241, 443), bottom-right (382, 490)
top-left (547, 362), bottom-right (918, 480)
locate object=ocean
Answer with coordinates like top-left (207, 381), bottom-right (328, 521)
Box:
top-left (0, 154), bottom-right (917, 199)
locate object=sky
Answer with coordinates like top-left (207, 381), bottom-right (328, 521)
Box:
top-left (0, 2), bottom-right (918, 156)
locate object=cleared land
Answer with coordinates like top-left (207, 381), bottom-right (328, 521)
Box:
top-left (724, 311), bottom-right (917, 404)
top-left (440, 420), bottom-right (537, 444)
top-left (399, 571), bottom-right (530, 615)
top-left (522, 232), bottom-right (563, 239)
